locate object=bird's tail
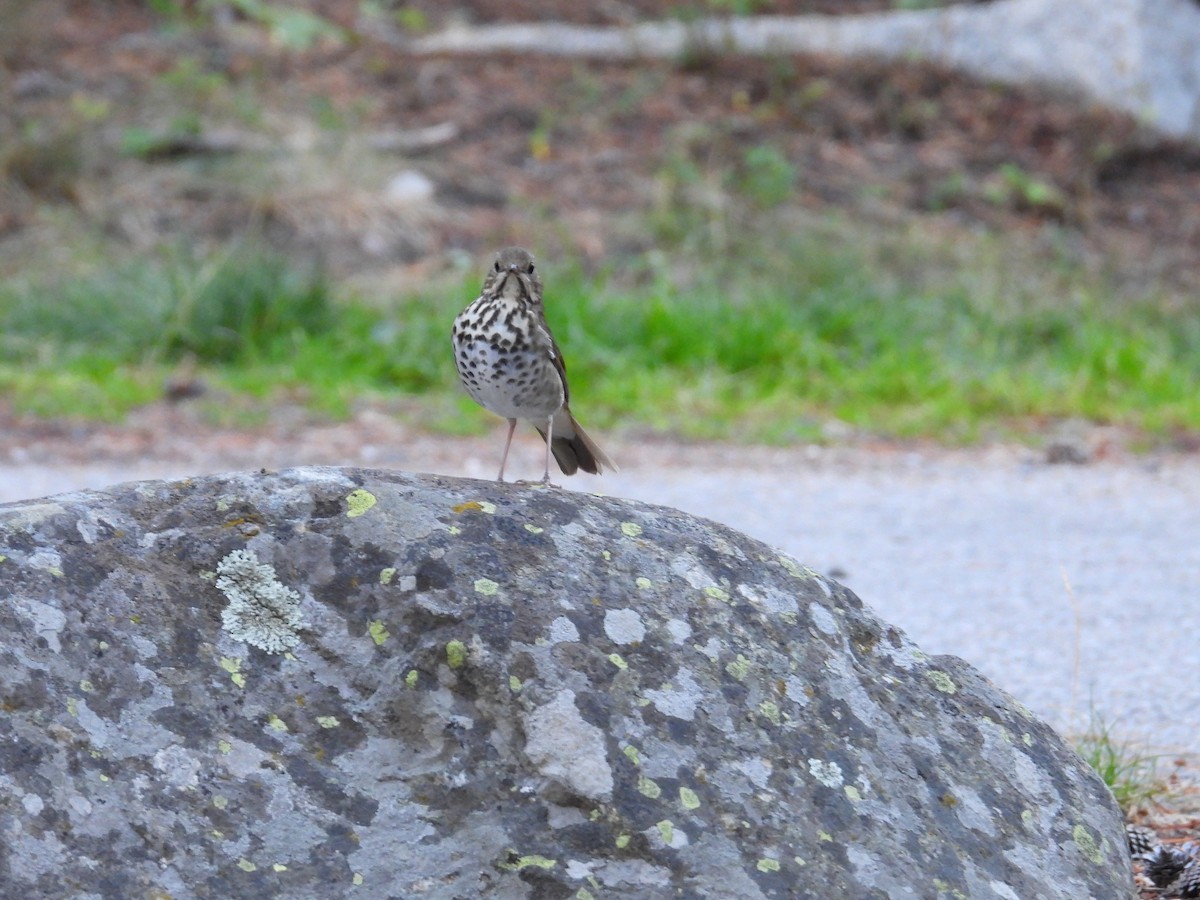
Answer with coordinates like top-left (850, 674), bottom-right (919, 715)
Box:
top-left (537, 408), bottom-right (617, 476)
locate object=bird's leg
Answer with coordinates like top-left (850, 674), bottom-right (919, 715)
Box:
top-left (497, 418), bottom-right (517, 482)
top-left (541, 415), bottom-right (554, 484)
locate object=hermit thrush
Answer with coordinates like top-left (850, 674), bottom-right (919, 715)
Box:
top-left (451, 247), bottom-right (615, 483)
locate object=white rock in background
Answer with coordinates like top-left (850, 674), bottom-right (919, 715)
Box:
top-left (383, 168), bottom-right (435, 206)
top-left (415, 0), bottom-right (1200, 139)
top-left (851, 0), bottom-right (1200, 139)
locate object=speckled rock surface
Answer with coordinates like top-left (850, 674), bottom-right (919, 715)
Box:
top-left (0, 467), bottom-right (1131, 899)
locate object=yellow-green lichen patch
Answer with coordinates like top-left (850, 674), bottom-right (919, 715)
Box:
top-left (844, 785), bottom-right (862, 802)
top-left (379, 568), bottom-right (395, 585)
top-left (704, 585), bottom-right (731, 602)
top-left (368, 621), bottom-right (390, 646)
top-left (725, 654), bottom-right (751, 681)
top-left (237, 858), bottom-right (257, 872)
top-left (79, 679), bottom-right (94, 693)
top-left (656, 820), bottom-right (674, 844)
top-left (509, 675), bottom-right (522, 692)
top-left (620, 521), bottom-right (643, 537)
top-left (576, 889), bottom-right (594, 900)
top-left (452, 500), bottom-right (497, 514)
top-left (501, 854), bottom-right (557, 872)
top-left (272, 863), bottom-right (288, 872)
top-left (221, 515), bottom-right (262, 536)
top-left (345, 489), bottom-right (377, 518)
top-left (317, 716), bottom-right (339, 729)
top-left (756, 857), bottom-right (781, 873)
top-left (637, 776), bottom-right (662, 799)
top-left (474, 577), bottom-right (499, 596)
top-left (1072, 824), bottom-right (1106, 865)
top-left (679, 787), bottom-right (701, 810)
top-left (267, 714), bottom-right (288, 732)
top-left (219, 656), bottom-right (247, 688)
top-left (608, 653), bottom-right (628, 670)
top-left (779, 556), bottom-right (813, 579)
top-left (1021, 809), bottom-right (1034, 829)
top-left (635, 576), bottom-right (652, 589)
top-left (1022, 732), bottom-right (1033, 746)
top-left (353, 873), bottom-right (364, 885)
top-left (446, 639), bottom-right (468, 669)
top-left (405, 669), bottom-right (419, 689)
top-left (524, 523), bottom-right (544, 534)
top-left (615, 834), bottom-right (631, 849)
top-left (217, 740), bottom-right (232, 754)
top-left (65, 698), bottom-right (78, 717)
top-left (213, 795), bottom-right (229, 810)
top-left (622, 744), bottom-right (641, 766)
top-left (758, 700), bottom-right (782, 726)
top-left (927, 670), bottom-right (958, 694)
top-left (447, 525), bottom-right (461, 536)
top-left (932, 879), bottom-right (964, 898)
top-left (818, 830), bottom-right (833, 842)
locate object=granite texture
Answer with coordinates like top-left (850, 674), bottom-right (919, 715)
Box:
top-left (0, 467), bottom-right (1132, 898)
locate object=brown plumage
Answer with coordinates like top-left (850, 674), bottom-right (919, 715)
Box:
top-left (451, 246), bottom-right (616, 483)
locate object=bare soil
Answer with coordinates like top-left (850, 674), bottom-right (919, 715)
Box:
top-left (2, 0), bottom-right (1199, 293)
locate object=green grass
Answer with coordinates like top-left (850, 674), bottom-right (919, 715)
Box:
top-left (1073, 715), bottom-right (1167, 812)
top-left (1, 227), bottom-right (1199, 443)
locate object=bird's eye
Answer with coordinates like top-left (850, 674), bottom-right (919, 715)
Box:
top-left (527, 263), bottom-right (535, 273)
top-left (493, 261), bottom-right (501, 272)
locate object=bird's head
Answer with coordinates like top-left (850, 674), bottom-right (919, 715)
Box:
top-left (483, 246), bottom-right (543, 303)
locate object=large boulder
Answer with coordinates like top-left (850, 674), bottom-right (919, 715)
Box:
top-left (0, 467), bottom-right (1131, 898)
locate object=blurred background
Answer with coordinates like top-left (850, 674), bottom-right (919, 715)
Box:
top-left (1, 0), bottom-right (1198, 452)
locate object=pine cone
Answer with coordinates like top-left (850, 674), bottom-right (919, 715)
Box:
top-left (1144, 844), bottom-right (1191, 888)
top-left (1176, 856), bottom-right (1200, 899)
top-left (1126, 823), bottom-right (1157, 857)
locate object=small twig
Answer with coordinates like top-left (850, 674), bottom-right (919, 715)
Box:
top-left (365, 122), bottom-right (460, 152)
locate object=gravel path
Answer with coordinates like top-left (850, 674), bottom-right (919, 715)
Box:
top-left (3, 413), bottom-right (1196, 752)
top-left (597, 448), bottom-right (1200, 754)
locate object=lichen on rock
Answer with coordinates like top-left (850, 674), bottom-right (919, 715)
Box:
top-left (215, 547), bottom-right (307, 653)
top-left (0, 467), bottom-right (1134, 899)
